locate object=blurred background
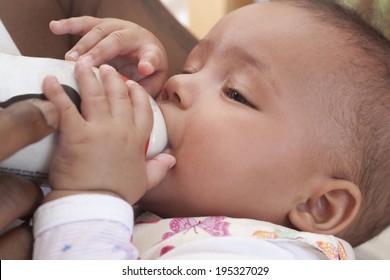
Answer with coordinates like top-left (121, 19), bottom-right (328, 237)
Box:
top-left (161, 0), bottom-right (269, 38)
top-left (161, 0), bottom-right (390, 39)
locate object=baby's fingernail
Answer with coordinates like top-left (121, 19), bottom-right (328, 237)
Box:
top-left (100, 64), bottom-right (116, 72)
top-left (168, 158), bottom-right (176, 169)
top-left (66, 50), bottom-right (79, 61)
top-left (49, 20), bottom-right (59, 26)
top-left (126, 80), bottom-right (139, 86)
top-left (139, 61), bottom-right (154, 76)
top-left (43, 75), bottom-right (60, 87)
top-left (155, 154), bottom-right (176, 169)
top-left (78, 55), bottom-right (93, 67)
top-left (31, 100), bottom-right (59, 129)
top-left (49, 20), bottom-right (61, 28)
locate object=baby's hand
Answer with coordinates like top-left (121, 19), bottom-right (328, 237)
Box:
top-left (42, 62), bottom-right (174, 204)
top-left (50, 16), bottom-right (168, 98)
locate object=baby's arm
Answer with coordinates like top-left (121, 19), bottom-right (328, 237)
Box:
top-left (33, 194), bottom-right (138, 259)
top-left (33, 61), bottom-right (175, 259)
top-left (50, 17), bottom-right (168, 98)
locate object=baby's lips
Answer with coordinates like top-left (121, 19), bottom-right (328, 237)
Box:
top-left (163, 142), bottom-right (173, 156)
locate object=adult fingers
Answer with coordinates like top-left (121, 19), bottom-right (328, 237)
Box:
top-left (0, 223), bottom-right (34, 260)
top-left (0, 100), bottom-right (59, 160)
top-left (0, 174), bottom-right (43, 230)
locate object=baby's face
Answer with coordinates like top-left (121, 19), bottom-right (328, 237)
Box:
top-left (140, 2), bottom-right (342, 224)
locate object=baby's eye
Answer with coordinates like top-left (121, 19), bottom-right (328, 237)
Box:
top-left (224, 88), bottom-right (252, 107)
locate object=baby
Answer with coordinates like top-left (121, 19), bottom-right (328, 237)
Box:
top-left (33, 0), bottom-right (390, 259)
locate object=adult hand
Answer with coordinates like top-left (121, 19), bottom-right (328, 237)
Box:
top-left (0, 100), bottom-right (59, 259)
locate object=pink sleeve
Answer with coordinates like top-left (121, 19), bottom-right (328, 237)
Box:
top-left (33, 194), bottom-right (138, 260)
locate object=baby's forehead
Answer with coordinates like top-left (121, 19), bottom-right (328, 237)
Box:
top-left (222, 2), bottom-right (317, 28)
top-left (210, 2), bottom-right (344, 50)
top-left (199, 3), bottom-right (359, 113)
top-left (205, 2), bottom-right (348, 74)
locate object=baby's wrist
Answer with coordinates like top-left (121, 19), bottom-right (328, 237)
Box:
top-left (43, 190), bottom-right (121, 204)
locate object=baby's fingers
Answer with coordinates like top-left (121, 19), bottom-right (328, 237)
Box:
top-left (50, 16), bottom-right (103, 36)
top-left (126, 81), bottom-right (153, 140)
top-left (74, 62), bottom-right (110, 121)
top-left (50, 17), bottom-right (109, 61)
top-left (137, 44), bottom-right (165, 77)
top-left (42, 76), bottom-right (83, 133)
top-left (99, 65), bottom-right (132, 120)
top-left (146, 154), bottom-right (176, 189)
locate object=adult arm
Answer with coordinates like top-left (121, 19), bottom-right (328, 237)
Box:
top-left (0, 100), bottom-right (59, 259)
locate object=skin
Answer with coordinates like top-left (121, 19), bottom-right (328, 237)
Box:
top-left (45, 2), bottom-right (361, 239)
top-left (0, 0), bottom-right (196, 77)
top-left (0, 100), bottom-right (59, 259)
top-left (139, 2), bottom-right (357, 228)
top-left (0, 0), bottom-right (194, 259)
top-left (42, 63), bottom-right (175, 205)
top-left (49, 17), bottom-right (169, 97)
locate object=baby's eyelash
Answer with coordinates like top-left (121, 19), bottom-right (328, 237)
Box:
top-left (181, 67), bottom-right (196, 75)
top-left (224, 88), bottom-right (252, 107)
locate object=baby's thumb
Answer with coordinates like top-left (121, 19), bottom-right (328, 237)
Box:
top-left (146, 153), bottom-right (176, 189)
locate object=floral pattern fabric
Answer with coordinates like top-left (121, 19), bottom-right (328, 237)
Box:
top-left (133, 212), bottom-right (350, 260)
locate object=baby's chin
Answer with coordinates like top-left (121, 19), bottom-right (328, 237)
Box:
top-left (138, 189), bottom-right (193, 218)
top-left (137, 188), bottom-right (172, 217)
top-left (137, 201), bottom-right (174, 218)
top-left (137, 170), bottom-right (179, 216)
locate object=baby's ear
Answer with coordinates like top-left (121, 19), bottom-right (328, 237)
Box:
top-left (288, 179), bottom-right (361, 235)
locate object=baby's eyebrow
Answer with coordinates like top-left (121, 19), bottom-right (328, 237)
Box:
top-left (234, 47), bottom-right (269, 73)
top-left (196, 39), bottom-right (269, 73)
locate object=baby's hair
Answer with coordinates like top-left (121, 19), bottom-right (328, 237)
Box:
top-left (274, 0), bottom-right (390, 246)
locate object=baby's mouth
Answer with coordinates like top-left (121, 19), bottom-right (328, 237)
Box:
top-left (163, 142), bottom-right (173, 155)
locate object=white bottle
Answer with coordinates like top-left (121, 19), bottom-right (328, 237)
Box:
top-left (0, 53), bottom-right (168, 182)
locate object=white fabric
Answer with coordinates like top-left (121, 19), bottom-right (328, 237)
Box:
top-left (33, 194), bottom-right (137, 259)
top-left (33, 194), bottom-right (133, 237)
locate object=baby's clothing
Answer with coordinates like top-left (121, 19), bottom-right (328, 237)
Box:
top-left (133, 212), bottom-right (351, 259)
top-left (33, 194), bottom-right (355, 260)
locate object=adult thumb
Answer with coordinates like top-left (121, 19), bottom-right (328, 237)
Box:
top-left (146, 153), bottom-right (176, 189)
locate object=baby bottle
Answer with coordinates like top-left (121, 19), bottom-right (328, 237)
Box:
top-left (0, 53), bottom-right (168, 182)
